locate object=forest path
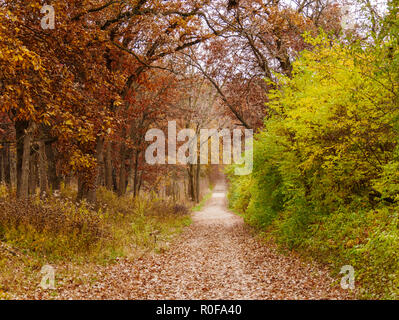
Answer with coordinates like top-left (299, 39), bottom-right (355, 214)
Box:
top-left (50, 182), bottom-right (350, 299)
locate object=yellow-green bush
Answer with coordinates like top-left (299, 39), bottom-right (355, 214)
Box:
top-left (227, 2), bottom-right (399, 298)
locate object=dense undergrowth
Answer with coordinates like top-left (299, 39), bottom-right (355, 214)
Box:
top-left (228, 2), bottom-right (399, 299)
top-left (0, 184), bottom-right (191, 298)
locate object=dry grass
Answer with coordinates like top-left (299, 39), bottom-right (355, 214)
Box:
top-left (0, 184), bottom-right (191, 299)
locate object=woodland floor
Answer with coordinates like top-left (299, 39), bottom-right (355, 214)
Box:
top-left (28, 182), bottom-right (355, 300)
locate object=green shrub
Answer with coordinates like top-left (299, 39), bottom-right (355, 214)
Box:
top-left (227, 19), bottom-right (399, 298)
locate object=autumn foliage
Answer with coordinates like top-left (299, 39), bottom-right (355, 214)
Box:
top-left (5, 0), bottom-right (398, 299)
top-left (228, 1), bottom-right (399, 298)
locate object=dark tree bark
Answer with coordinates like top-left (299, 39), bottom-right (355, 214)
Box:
top-left (104, 142), bottom-right (113, 191)
top-left (118, 143), bottom-right (127, 196)
top-left (87, 137), bottom-right (104, 203)
top-left (1, 144), bottom-right (11, 185)
top-left (45, 142), bottom-right (61, 191)
top-left (18, 124), bottom-right (32, 199)
top-left (187, 164), bottom-right (196, 202)
top-left (0, 148), bottom-right (4, 183)
top-left (15, 120), bottom-right (29, 198)
top-left (112, 167), bottom-right (118, 192)
top-left (195, 152), bottom-right (200, 203)
top-left (38, 141), bottom-right (48, 194)
top-left (8, 145), bottom-right (14, 188)
top-left (28, 150), bottom-right (38, 195)
top-left (133, 149), bottom-right (141, 197)
top-left (77, 176), bottom-right (88, 202)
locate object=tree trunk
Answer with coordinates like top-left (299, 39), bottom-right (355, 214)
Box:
top-left (5, 145), bottom-right (11, 186)
top-left (195, 152), bottom-right (200, 203)
top-left (38, 141), bottom-right (48, 194)
top-left (118, 143), bottom-right (127, 196)
top-left (18, 124), bottom-right (32, 199)
top-left (9, 145), bottom-right (15, 188)
top-left (104, 143), bottom-right (113, 191)
top-left (133, 149), bottom-right (140, 197)
top-left (15, 120), bottom-right (29, 197)
top-left (45, 142), bottom-right (61, 191)
top-left (77, 176), bottom-right (88, 202)
top-left (28, 151), bottom-right (38, 195)
top-left (0, 148), bottom-right (4, 183)
top-left (87, 137), bottom-right (104, 203)
top-left (137, 170), bottom-right (143, 195)
top-left (112, 167), bottom-right (118, 192)
top-left (187, 165), bottom-right (195, 202)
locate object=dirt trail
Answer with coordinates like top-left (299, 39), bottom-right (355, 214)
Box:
top-left (48, 182), bottom-right (350, 300)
